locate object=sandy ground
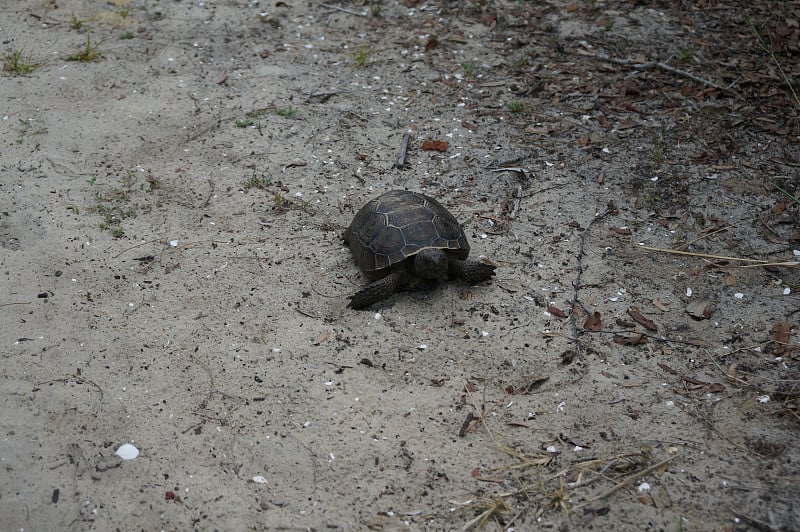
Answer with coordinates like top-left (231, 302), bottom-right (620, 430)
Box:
top-left (1, 0), bottom-right (799, 530)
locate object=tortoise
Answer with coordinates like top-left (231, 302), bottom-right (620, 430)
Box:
top-left (344, 190), bottom-right (496, 309)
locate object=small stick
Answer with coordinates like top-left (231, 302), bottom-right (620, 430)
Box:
top-left (569, 203), bottom-right (616, 359)
top-left (395, 131), bottom-right (411, 169)
top-left (572, 454), bottom-right (680, 511)
top-left (320, 3), bottom-right (367, 16)
top-left (594, 52), bottom-right (731, 93)
top-left (640, 246), bottom-right (799, 267)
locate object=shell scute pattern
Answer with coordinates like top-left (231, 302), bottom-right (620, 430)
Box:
top-left (348, 190), bottom-right (469, 273)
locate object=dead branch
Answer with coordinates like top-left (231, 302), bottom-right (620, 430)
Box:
top-left (395, 131), bottom-right (411, 169)
top-left (569, 203), bottom-right (616, 359)
top-left (320, 3), bottom-right (367, 17)
top-left (640, 246), bottom-right (799, 268)
top-left (595, 52), bottom-right (732, 93)
top-left (572, 454), bottom-right (680, 511)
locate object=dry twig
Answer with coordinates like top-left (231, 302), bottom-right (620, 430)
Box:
top-left (594, 52), bottom-right (733, 93)
top-left (395, 131), bottom-right (411, 169)
top-left (572, 454), bottom-right (680, 511)
top-left (640, 246), bottom-right (799, 268)
top-left (320, 3), bottom-right (367, 17)
top-left (569, 203), bottom-right (616, 359)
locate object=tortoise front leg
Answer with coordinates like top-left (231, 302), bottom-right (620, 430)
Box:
top-left (450, 259), bottom-right (496, 284)
top-left (348, 272), bottom-right (405, 309)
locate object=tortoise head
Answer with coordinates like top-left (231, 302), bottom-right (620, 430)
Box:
top-left (413, 248), bottom-right (449, 281)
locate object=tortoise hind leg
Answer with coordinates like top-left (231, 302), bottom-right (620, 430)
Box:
top-left (348, 272), bottom-right (405, 309)
top-left (450, 260), bottom-right (496, 284)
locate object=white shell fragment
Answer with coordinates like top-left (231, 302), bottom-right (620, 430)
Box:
top-left (115, 443), bottom-right (139, 460)
top-left (252, 476), bottom-right (267, 484)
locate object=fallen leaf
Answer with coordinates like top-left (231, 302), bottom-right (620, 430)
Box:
top-left (686, 298), bottom-right (713, 319)
top-left (613, 333), bottom-right (648, 345)
top-left (610, 226), bottom-right (631, 235)
top-left (547, 304), bottom-right (567, 318)
top-left (658, 363), bottom-right (678, 375)
top-left (768, 321), bottom-right (793, 355)
top-left (628, 307), bottom-right (658, 331)
top-left (583, 311), bottom-right (602, 331)
top-left (561, 350), bottom-right (577, 364)
top-left (421, 139), bottom-right (448, 152)
top-left (771, 321), bottom-right (791, 344)
top-left (725, 362), bottom-right (738, 382)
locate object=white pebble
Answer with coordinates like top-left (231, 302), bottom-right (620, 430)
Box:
top-left (252, 475), bottom-right (267, 484)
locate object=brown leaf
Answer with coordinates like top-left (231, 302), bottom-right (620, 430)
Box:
top-left (686, 298), bottom-right (713, 319)
top-left (583, 311), bottom-right (602, 331)
top-left (424, 36), bottom-right (438, 50)
top-left (610, 226), bottom-right (632, 235)
top-left (420, 139), bottom-right (448, 152)
top-left (771, 321), bottom-right (791, 344)
top-left (628, 308), bottom-right (658, 331)
top-left (725, 362), bottom-right (738, 382)
top-left (312, 331), bottom-right (330, 345)
top-left (547, 304), bottom-right (567, 318)
top-left (768, 321), bottom-right (793, 355)
top-left (613, 333), bottom-right (648, 345)
top-left (658, 363), bottom-right (678, 375)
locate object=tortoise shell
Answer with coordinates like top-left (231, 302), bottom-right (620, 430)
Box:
top-left (345, 190), bottom-right (470, 278)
